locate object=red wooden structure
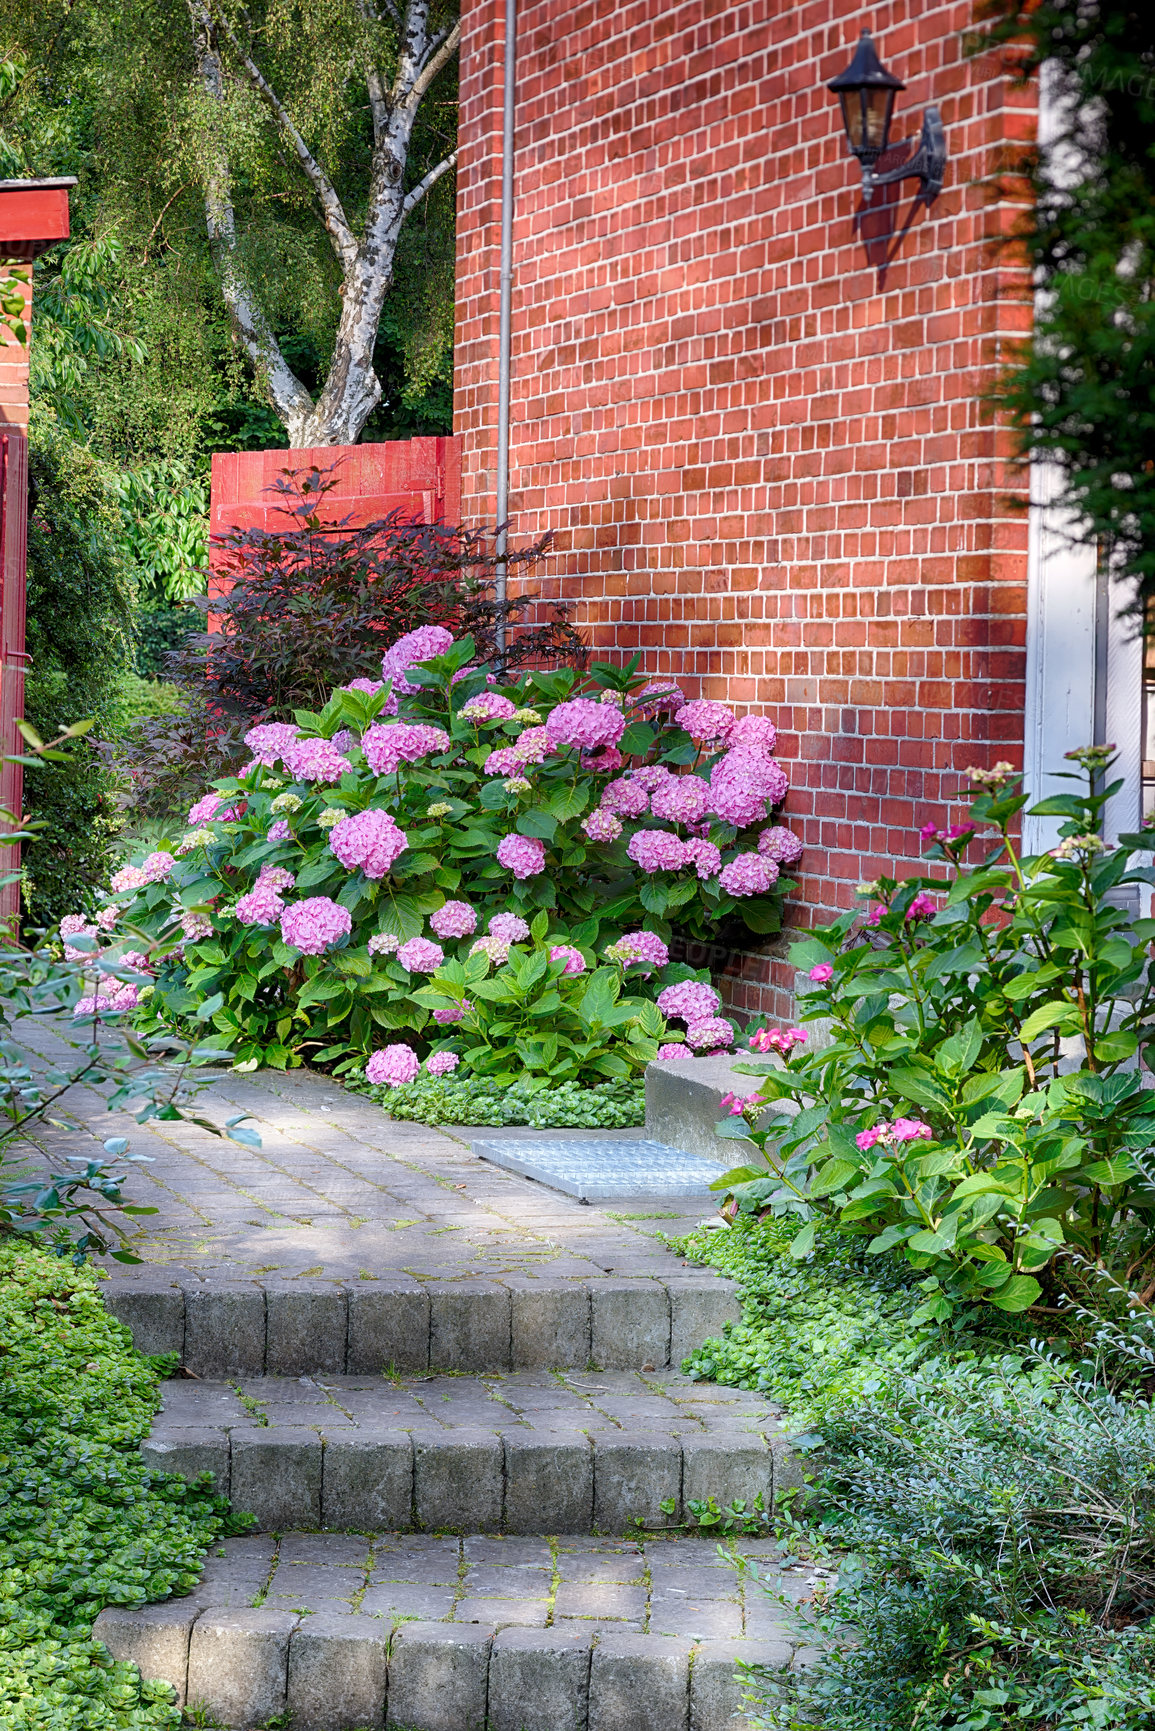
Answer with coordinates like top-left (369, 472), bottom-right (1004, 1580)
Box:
top-left (0, 176), bottom-right (74, 922)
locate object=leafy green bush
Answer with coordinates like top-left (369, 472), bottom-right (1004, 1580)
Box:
top-left (23, 416), bottom-right (132, 925)
top-left (0, 1244), bottom-right (248, 1729)
top-left (355, 1072), bottom-right (645, 1128)
top-left (716, 749), bottom-right (1155, 1321)
top-left (105, 630), bottom-right (795, 1071)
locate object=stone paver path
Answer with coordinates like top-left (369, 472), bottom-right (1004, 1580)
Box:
top-left (15, 1015), bottom-right (716, 1288)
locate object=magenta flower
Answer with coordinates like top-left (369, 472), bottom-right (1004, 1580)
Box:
top-left (674, 699), bottom-right (735, 743)
top-left (268, 819), bottom-right (291, 842)
top-left (282, 736), bottom-right (353, 783)
top-left (433, 1000), bottom-right (473, 1024)
top-left (244, 722), bottom-right (302, 767)
top-left (280, 896), bottom-right (353, 955)
top-left (328, 808), bottom-right (408, 878)
top-left (584, 745), bottom-right (625, 774)
top-left (497, 833), bottom-right (546, 878)
top-left (728, 714), bottom-right (778, 755)
top-left (582, 808), bottom-right (624, 843)
top-left (380, 625), bottom-right (455, 695)
top-left (632, 765), bottom-right (675, 793)
top-left (808, 962), bottom-right (834, 983)
top-left (657, 980), bottom-right (721, 1023)
top-left (601, 777), bottom-right (650, 818)
top-left (758, 825), bottom-right (804, 865)
top-left (856, 1126), bottom-right (884, 1152)
top-left (235, 878), bottom-right (288, 926)
top-left (627, 830), bottom-right (688, 873)
top-left (545, 697), bottom-right (626, 753)
top-left (650, 776), bottom-right (709, 825)
top-left (187, 792), bottom-right (227, 826)
top-left (906, 892), bottom-right (938, 923)
top-left (718, 853), bottom-right (778, 897)
top-left (489, 912), bottom-right (531, 943)
top-left (396, 936), bottom-right (445, 973)
top-left (430, 900), bottom-right (478, 939)
top-left (365, 1042), bottom-right (421, 1086)
top-left (638, 681), bottom-right (686, 710)
top-left (461, 692), bottom-right (517, 723)
top-left (512, 726), bottom-right (551, 764)
top-left (549, 943), bottom-right (587, 975)
top-left (426, 1050), bottom-right (460, 1077)
top-left (683, 838), bottom-right (723, 880)
top-left (604, 930), bottom-right (670, 970)
top-left (484, 747), bottom-right (524, 777)
top-left (686, 1018), bottom-right (735, 1052)
top-left (655, 1042), bottom-right (688, 1060)
top-left (891, 1117), bottom-right (933, 1143)
top-left (343, 677), bottom-right (384, 697)
top-left (749, 1025), bottom-right (807, 1056)
top-left (362, 722), bottom-right (450, 775)
top-left (710, 749), bottom-right (789, 828)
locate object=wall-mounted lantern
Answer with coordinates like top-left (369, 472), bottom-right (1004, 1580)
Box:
top-left (828, 30), bottom-right (946, 204)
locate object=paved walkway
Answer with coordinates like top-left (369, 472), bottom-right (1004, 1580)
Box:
top-left (16, 1015), bottom-right (717, 1288)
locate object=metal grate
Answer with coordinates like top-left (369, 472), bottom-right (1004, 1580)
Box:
top-left (472, 1136), bottom-right (725, 1201)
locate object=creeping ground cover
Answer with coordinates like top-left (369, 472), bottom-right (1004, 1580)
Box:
top-left (79, 628), bottom-right (804, 1091)
top-left (0, 1244), bottom-right (247, 1730)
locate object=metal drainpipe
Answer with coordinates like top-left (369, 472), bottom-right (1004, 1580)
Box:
top-left (494, 0), bottom-right (517, 658)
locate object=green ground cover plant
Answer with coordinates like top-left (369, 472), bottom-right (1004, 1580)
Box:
top-left (0, 1243), bottom-right (248, 1730)
top-left (353, 1072), bottom-right (646, 1128)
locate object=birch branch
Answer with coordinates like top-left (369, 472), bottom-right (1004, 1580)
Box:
top-left (402, 149), bottom-right (458, 216)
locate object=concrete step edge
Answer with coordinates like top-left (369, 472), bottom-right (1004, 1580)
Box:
top-left (104, 1273), bottom-right (739, 1375)
top-left (143, 1423), bottom-right (803, 1534)
top-left (95, 1599), bottom-right (812, 1731)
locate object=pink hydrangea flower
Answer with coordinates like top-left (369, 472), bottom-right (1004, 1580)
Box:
top-left (627, 830), bottom-right (688, 873)
top-left (60, 914), bottom-right (99, 960)
top-left (758, 826), bottom-right (804, 864)
top-left (244, 722), bottom-right (301, 767)
top-left (280, 896), bottom-right (353, 955)
top-left (471, 935), bottom-right (511, 965)
top-left (433, 1000), bottom-right (473, 1024)
top-left (489, 913), bottom-right (530, 942)
top-left (328, 808), bottom-right (409, 878)
top-left (484, 748), bottom-right (523, 776)
top-left (718, 853), bottom-right (778, 897)
top-left (96, 905), bottom-right (119, 932)
top-left (512, 727), bottom-right (551, 764)
top-left (686, 1018), bottom-right (735, 1052)
top-left (584, 745), bottom-right (625, 774)
top-left (426, 1050), bottom-right (460, 1077)
top-left (638, 682), bottom-right (686, 710)
top-left (110, 864), bottom-right (149, 894)
top-left (181, 911), bottom-right (213, 942)
top-left (343, 677), bottom-right (384, 697)
top-left (74, 982), bottom-right (139, 1017)
top-left (545, 698), bottom-right (626, 753)
top-left (710, 749), bottom-right (789, 828)
top-left (675, 700), bottom-right (735, 742)
top-left (550, 944), bottom-right (587, 975)
top-left (283, 736), bottom-right (353, 783)
top-left (809, 962), bottom-right (834, 983)
top-left (601, 777), bottom-right (650, 818)
top-left (260, 866), bottom-right (296, 893)
top-left (497, 833), bottom-right (546, 878)
top-left (187, 792), bottom-right (226, 826)
top-left (604, 930), bottom-right (669, 970)
top-left (729, 715), bottom-right (778, 755)
top-left (396, 936), bottom-right (445, 973)
top-left (380, 625), bottom-right (455, 695)
top-left (362, 722), bottom-right (450, 775)
top-left (368, 931), bottom-right (401, 956)
top-left (683, 838), bottom-right (723, 880)
top-left (461, 693), bottom-right (517, 723)
top-left (141, 851), bottom-right (176, 883)
top-left (235, 877), bottom-right (288, 926)
top-left (655, 1042), bottom-right (688, 1060)
top-left (632, 765), bottom-right (674, 792)
top-left (365, 1042), bottom-right (421, 1086)
top-left (267, 819), bottom-right (291, 842)
top-left (650, 776), bottom-right (709, 825)
top-left (430, 901), bottom-right (478, 939)
top-left (657, 980), bottom-right (721, 1023)
top-left (582, 808), bottom-right (623, 843)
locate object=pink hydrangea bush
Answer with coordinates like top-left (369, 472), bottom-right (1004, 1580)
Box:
top-left (109, 626), bottom-right (798, 1071)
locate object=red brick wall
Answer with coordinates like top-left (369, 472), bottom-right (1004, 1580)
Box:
top-left (454, 0), bottom-right (1035, 1016)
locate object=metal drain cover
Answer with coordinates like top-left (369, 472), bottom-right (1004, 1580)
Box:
top-left (471, 1136), bottom-right (724, 1201)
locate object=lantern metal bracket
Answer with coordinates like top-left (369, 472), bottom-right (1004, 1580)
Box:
top-left (859, 105), bottom-right (946, 204)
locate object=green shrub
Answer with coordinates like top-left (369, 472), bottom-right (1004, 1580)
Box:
top-left (355, 1072), bottom-right (645, 1128)
top-left (716, 748), bottom-right (1155, 1322)
top-left (23, 416), bottom-right (131, 926)
top-left (0, 1244), bottom-right (248, 1729)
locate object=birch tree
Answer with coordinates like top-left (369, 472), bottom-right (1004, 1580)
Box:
top-left (186, 0), bottom-right (459, 447)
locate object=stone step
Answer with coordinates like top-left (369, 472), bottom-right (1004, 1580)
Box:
top-left (96, 1529), bottom-right (819, 1730)
top-left (145, 1369), bottom-right (802, 1534)
top-left (104, 1269), bottom-right (738, 1376)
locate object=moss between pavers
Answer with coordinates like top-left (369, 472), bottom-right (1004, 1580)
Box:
top-left (0, 1245), bottom-right (250, 1730)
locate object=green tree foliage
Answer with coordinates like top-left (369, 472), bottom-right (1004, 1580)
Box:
top-left (22, 418), bottom-right (132, 926)
top-left (980, 1), bottom-right (1155, 610)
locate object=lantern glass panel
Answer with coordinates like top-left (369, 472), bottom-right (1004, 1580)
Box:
top-left (864, 85), bottom-right (895, 152)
